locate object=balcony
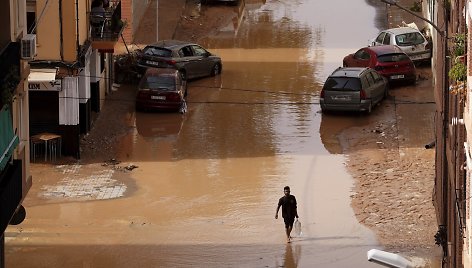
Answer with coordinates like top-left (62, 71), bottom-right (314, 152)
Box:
top-left (89, 0), bottom-right (123, 52)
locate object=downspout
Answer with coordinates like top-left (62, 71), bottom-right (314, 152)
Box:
top-left (59, 0), bottom-right (64, 60)
top-left (76, 0), bottom-right (80, 59)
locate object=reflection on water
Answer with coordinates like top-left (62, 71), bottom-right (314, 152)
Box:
top-left (319, 112), bottom-right (377, 154)
top-left (135, 112), bottom-right (185, 141)
top-left (281, 244), bottom-right (301, 268)
top-left (117, 112), bottom-right (186, 162)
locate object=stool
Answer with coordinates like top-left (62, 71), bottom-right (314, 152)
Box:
top-left (30, 133), bottom-right (62, 162)
top-left (30, 137), bottom-right (45, 162)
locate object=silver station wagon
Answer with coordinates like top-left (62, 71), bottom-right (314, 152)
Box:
top-left (320, 67), bottom-right (389, 114)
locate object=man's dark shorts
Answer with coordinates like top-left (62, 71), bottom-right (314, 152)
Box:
top-left (284, 217), bottom-right (295, 229)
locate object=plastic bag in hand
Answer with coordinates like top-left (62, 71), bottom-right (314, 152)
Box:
top-left (293, 219), bottom-right (302, 237)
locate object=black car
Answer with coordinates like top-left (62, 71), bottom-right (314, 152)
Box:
top-left (136, 40), bottom-right (222, 80)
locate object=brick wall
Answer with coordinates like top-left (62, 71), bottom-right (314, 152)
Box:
top-left (121, 0), bottom-right (132, 43)
top-left (120, 0), bottom-right (151, 44)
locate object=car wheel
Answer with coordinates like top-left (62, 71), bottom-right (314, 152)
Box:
top-left (211, 63), bottom-right (221, 76)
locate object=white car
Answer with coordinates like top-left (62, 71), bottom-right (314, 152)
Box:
top-left (370, 26), bottom-right (431, 63)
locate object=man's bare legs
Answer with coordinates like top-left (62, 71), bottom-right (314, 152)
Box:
top-left (286, 226), bottom-right (293, 243)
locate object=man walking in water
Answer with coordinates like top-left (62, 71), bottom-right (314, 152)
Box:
top-left (275, 186), bottom-right (299, 243)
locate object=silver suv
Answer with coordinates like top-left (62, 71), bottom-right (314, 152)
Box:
top-left (320, 67), bottom-right (388, 113)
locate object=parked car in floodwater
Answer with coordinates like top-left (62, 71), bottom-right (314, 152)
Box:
top-left (136, 40), bottom-right (222, 80)
top-left (320, 67), bottom-right (388, 114)
top-left (343, 45), bottom-right (416, 85)
top-left (370, 26), bottom-right (431, 63)
top-left (135, 68), bottom-right (188, 112)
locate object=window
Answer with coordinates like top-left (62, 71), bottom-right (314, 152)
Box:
top-left (395, 32), bottom-right (425, 46)
top-left (139, 75), bottom-right (175, 90)
top-left (191, 45), bottom-right (208, 56)
top-left (323, 77), bottom-right (361, 91)
top-left (365, 72), bottom-right (375, 86)
top-left (375, 32), bottom-right (386, 43)
top-left (383, 33), bottom-right (391, 45)
top-left (377, 53), bottom-right (409, 63)
top-left (179, 46), bottom-right (193, 57)
top-left (354, 50), bottom-right (370, 60)
top-left (371, 71), bottom-right (383, 82)
top-left (143, 47), bottom-right (172, 57)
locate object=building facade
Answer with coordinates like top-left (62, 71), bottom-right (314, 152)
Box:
top-left (0, 0), bottom-right (32, 266)
top-left (426, 0), bottom-right (468, 267)
top-left (27, 0), bottom-right (124, 158)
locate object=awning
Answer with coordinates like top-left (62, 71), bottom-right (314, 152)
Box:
top-left (28, 69), bottom-right (57, 83)
top-left (28, 69), bottom-right (61, 91)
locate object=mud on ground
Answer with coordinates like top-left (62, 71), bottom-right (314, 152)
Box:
top-left (81, 0), bottom-right (441, 262)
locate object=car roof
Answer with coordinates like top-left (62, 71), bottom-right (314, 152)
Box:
top-left (367, 45), bottom-right (404, 56)
top-left (144, 67), bottom-right (180, 76)
top-left (147, 40), bottom-right (197, 50)
top-left (330, 67), bottom-right (370, 78)
top-left (382, 26), bottom-right (421, 35)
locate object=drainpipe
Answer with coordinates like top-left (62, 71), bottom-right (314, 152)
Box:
top-left (76, 0), bottom-right (80, 59)
top-left (59, 0), bottom-right (64, 61)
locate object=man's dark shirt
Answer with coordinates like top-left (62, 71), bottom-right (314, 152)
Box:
top-left (278, 195), bottom-right (297, 219)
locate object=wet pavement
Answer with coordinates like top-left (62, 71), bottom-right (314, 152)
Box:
top-left (4, 0), bottom-right (428, 267)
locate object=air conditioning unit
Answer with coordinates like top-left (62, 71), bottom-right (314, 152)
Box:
top-left (21, 34), bottom-right (37, 60)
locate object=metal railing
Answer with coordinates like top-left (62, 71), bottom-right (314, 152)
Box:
top-left (89, 1), bottom-right (123, 41)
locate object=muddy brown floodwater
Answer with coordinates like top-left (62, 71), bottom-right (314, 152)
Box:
top-left (5, 0), bottom-right (441, 267)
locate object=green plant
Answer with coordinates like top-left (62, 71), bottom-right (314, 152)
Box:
top-left (452, 33), bottom-right (466, 57)
top-left (449, 62), bottom-right (467, 82)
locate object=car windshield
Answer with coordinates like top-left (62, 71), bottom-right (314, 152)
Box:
top-left (377, 53), bottom-right (410, 63)
top-left (395, 32), bottom-right (425, 46)
top-left (140, 76), bottom-right (176, 90)
top-left (142, 47), bottom-right (173, 57)
top-left (323, 77), bottom-right (361, 91)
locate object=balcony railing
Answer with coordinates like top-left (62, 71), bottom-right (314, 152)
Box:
top-left (89, 1), bottom-right (123, 42)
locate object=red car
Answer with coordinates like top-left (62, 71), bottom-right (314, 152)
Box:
top-left (135, 68), bottom-right (188, 112)
top-left (343, 45), bottom-right (416, 84)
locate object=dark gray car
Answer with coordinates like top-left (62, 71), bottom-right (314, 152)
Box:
top-left (136, 40), bottom-right (222, 80)
top-left (320, 67), bottom-right (388, 113)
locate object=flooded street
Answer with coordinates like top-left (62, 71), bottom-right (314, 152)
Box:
top-left (6, 0), bottom-right (406, 267)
